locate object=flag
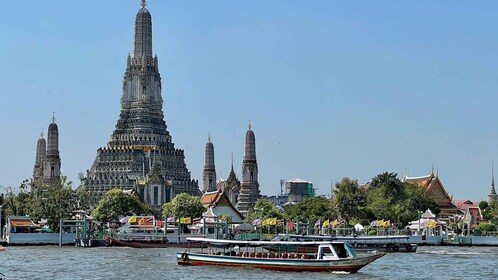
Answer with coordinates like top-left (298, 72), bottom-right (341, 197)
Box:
top-left (262, 218), bottom-right (270, 226)
top-left (314, 220), bottom-right (321, 228)
top-left (167, 217), bottom-right (175, 223)
top-left (128, 216), bottom-right (137, 224)
top-left (287, 222), bottom-right (295, 230)
top-left (278, 219), bottom-right (285, 225)
top-left (332, 219), bottom-right (338, 227)
top-left (180, 217), bottom-right (191, 224)
top-left (252, 218), bottom-right (261, 226)
top-left (384, 220), bottom-right (391, 227)
top-left (420, 219), bottom-right (428, 228)
top-left (322, 220), bottom-right (330, 227)
top-left (269, 218), bottom-right (277, 226)
top-left (138, 217), bottom-right (145, 225)
top-left (370, 220), bottom-right (377, 227)
top-left (427, 220), bottom-right (437, 228)
top-left (377, 219), bottom-right (384, 227)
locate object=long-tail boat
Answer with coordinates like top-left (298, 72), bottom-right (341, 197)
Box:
top-left (177, 237), bottom-right (385, 273)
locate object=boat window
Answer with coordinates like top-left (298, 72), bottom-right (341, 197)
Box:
top-left (332, 244), bottom-right (349, 258)
top-left (322, 247), bottom-right (335, 257)
top-left (344, 243), bottom-right (357, 258)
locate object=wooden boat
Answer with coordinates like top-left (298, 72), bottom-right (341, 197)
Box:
top-left (268, 234), bottom-right (417, 253)
top-left (104, 236), bottom-right (207, 248)
top-left (177, 237), bottom-right (385, 273)
top-left (104, 236), bottom-right (171, 248)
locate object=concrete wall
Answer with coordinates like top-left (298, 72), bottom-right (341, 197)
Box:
top-left (471, 236), bottom-right (498, 245)
top-left (7, 233), bottom-right (76, 245)
top-left (408, 235), bottom-right (443, 245)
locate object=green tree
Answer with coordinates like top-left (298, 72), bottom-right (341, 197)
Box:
top-left (369, 172), bottom-right (404, 197)
top-left (92, 188), bottom-right (152, 222)
top-left (31, 185), bottom-right (76, 231)
top-left (1, 180), bottom-right (34, 217)
top-left (476, 223), bottom-right (496, 233)
top-left (244, 199), bottom-right (283, 224)
top-left (30, 176), bottom-right (94, 231)
top-left (483, 201), bottom-right (498, 223)
top-left (366, 172), bottom-right (438, 226)
top-left (331, 178), bottom-right (367, 224)
top-left (161, 193), bottom-right (205, 220)
top-left (283, 196), bottom-right (331, 223)
top-left (219, 214), bottom-right (232, 224)
top-left (479, 201), bottom-right (489, 211)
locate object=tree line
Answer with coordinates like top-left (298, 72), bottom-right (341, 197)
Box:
top-left (3, 171), bottom-right (498, 232)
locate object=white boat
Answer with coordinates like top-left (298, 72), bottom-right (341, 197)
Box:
top-left (177, 237), bottom-right (385, 273)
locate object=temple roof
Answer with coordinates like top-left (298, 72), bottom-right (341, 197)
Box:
top-left (201, 190), bottom-right (240, 211)
top-left (286, 178), bottom-right (310, 183)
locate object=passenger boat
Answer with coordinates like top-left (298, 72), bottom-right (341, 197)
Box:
top-left (104, 236), bottom-right (170, 248)
top-left (177, 237), bottom-right (385, 273)
top-left (269, 234), bottom-right (417, 253)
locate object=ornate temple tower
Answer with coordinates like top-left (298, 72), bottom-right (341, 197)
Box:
top-left (32, 130), bottom-right (46, 187)
top-left (236, 122), bottom-right (260, 217)
top-left (489, 162), bottom-right (497, 203)
top-left (203, 135), bottom-right (217, 193)
top-left (43, 114), bottom-right (61, 186)
top-left (81, 1), bottom-right (199, 205)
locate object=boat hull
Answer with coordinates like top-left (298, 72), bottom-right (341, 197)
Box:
top-left (177, 252), bottom-right (384, 273)
top-left (104, 236), bottom-right (206, 248)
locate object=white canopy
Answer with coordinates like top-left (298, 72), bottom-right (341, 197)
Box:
top-left (354, 223), bottom-right (364, 231)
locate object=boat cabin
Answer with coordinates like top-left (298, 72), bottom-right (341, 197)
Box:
top-left (317, 243), bottom-right (357, 260)
top-left (188, 237), bottom-right (358, 261)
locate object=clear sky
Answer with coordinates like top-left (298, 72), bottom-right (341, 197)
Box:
top-left (1, 1), bottom-right (497, 202)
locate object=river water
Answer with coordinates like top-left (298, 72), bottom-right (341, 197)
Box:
top-left (1, 246), bottom-right (497, 279)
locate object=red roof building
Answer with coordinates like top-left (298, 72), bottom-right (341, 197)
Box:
top-left (453, 200), bottom-right (483, 222)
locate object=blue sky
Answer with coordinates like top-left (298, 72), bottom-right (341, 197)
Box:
top-left (1, 1), bottom-right (497, 202)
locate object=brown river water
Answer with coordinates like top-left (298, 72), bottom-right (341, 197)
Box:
top-left (0, 246), bottom-right (497, 279)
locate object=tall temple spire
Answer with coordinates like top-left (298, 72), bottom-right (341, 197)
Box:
top-left (33, 128), bottom-right (47, 186)
top-left (46, 115), bottom-right (59, 156)
top-left (82, 2), bottom-right (199, 212)
top-left (44, 114), bottom-right (61, 185)
top-left (203, 134), bottom-right (216, 192)
top-left (489, 161), bottom-right (497, 203)
top-left (236, 122), bottom-right (260, 217)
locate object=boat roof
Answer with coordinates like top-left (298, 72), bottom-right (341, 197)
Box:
top-left (277, 234), bottom-right (410, 241)
top-left (186, 237), bottom-right (347, 246)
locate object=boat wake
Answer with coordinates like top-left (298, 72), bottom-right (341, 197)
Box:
top-left (418, 250), bottom-right (480, 255)
top-left (330, 271), bottom-right (351, 275)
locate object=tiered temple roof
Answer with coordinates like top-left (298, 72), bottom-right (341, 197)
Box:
top-left (404, 172), bottom-right (462, 220)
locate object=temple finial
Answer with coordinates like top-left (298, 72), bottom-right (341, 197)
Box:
top-left (248, 119), bottom-right (252, 130)
top-left (52, 112), bottom-right (56, 123)
top-left (231, 152), bottom-right (234, 171)
top-left (492, 161), bottom-right (495, 187)
top-left (40, 128), bottom-right (44, 139)
top-left (208, 133), bottom-right (211, 143)
top-left (141, 0), bottom-right (147, 8)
